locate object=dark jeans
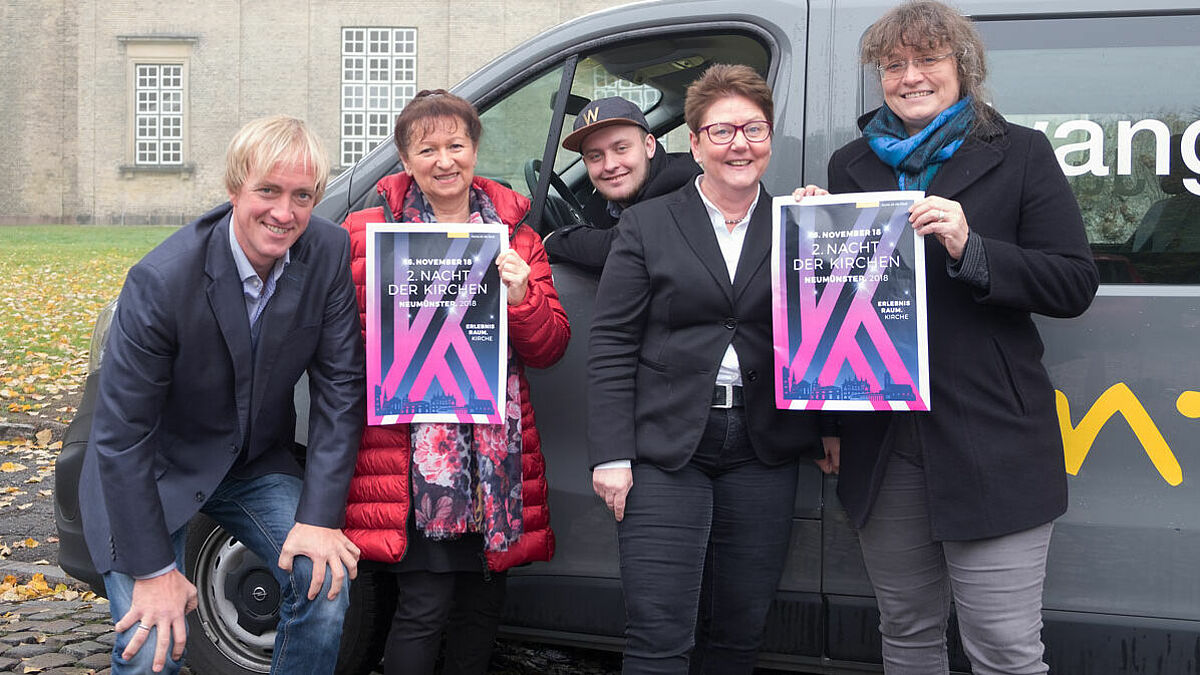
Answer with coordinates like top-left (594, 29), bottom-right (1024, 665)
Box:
top-left (617, 407), bottom-right (799, 675)
top-left (383, 569), bottom-right (507, 675)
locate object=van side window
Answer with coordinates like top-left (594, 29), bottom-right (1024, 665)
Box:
top-left (475, 66), bottom-right (565, 193)
top-left (473, 31), bottom-right (770, 231)
top-left (563, 33), bottom-right (770, 158)
top-left (978, 14), bottom-right (1200, 284)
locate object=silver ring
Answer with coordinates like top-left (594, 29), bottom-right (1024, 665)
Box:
top-left (937, 209), bottom-right (945, 221)
top-left (136, 623), bottom-right (152, 632)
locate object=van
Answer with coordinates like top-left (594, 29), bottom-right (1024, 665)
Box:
top-left (55, 0), bottom-right (1200, 672)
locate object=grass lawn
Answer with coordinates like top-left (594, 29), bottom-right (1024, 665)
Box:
top-left (0, 226), bottom-right (175, 423)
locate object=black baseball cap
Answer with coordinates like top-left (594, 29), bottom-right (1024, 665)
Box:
top-left (561, 97), bottom-right (651, 152)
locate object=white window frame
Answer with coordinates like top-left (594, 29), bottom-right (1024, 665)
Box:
top-left (120, 38), bottom-right (193, 172)
top-left (592, 71), bottom-right (662, 111)
top-left (341, 27), bottom-right (417, 167)
top-left (133, 63), bottom-right (185, 165)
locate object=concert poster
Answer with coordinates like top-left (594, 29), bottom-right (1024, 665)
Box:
top-left (770, 191), bottom-right (930, 412)
top-left (366, 223), bottom-right (508, 425)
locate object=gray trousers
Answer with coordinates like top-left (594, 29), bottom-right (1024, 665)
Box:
top-left (857, 455), bottom-right (1053, 675)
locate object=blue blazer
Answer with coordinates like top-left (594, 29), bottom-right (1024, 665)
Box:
top-left (80, 203), bottom-right (365, 576)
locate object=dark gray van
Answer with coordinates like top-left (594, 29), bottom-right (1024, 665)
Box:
top-left (55, 1), bottom-right (1200, 672)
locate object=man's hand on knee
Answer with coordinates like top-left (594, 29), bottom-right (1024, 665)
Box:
top-left (114, 569), bottom-right (197, 672)
top-left (278, 523), bottom-right (361, 601)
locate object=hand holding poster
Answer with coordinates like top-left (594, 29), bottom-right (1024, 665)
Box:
top-left (366, 223), bottom-right (508, 425)
top-left (771, 191), bottom-right (930, 411)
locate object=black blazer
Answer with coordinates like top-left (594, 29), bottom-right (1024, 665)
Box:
top-left (829, 115), bottom-right (1099, 541)
top-left (80, 204), bottom-right (365, 576)
top-left (587, 181), bottom-right (823, 470)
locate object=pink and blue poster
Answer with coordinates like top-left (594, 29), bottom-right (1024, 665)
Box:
top-left (770, 192), bottom-right (930, 411)
top-left (366, 223), bottom-right (508, 425)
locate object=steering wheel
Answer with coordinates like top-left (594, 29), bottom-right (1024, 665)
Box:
top-left (523, 158), bottom-right (589, 228)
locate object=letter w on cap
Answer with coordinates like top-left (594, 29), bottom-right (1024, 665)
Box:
top-left (582, 107), bottom-right (600, 124)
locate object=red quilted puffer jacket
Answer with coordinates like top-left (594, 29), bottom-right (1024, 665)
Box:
top-left (341, 172), bottom-right (570, 571)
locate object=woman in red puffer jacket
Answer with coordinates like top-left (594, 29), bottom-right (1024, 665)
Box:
top-left (340, 89), bottom-right (569, 675)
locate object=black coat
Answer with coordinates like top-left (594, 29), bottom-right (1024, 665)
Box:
top-left (587, 181), bottom-right (822, 470)
top-left (828, 115), bottom-right (1099, 541)
top-left (544, 144), bottom-right (700, 270)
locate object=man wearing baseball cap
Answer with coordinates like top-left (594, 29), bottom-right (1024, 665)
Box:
top-left (543, 96), bottom-right (699, 270)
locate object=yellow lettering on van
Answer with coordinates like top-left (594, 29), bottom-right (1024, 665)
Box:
top-left (1056, 383), bottom-right (1182, 486)
top-left (1179, 391), bottom-right (1200, 419)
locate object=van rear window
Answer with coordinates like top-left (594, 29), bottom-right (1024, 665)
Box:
top-left (978, 14), bottom-right (1200, 284)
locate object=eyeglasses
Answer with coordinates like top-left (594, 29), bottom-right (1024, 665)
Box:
top-left (877, 53), bottom-right (954, 80)
top-left (696, 120), bottom-right (773, 145)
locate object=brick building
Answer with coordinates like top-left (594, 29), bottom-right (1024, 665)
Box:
top-left (0, 0), bottom-right (629, 225)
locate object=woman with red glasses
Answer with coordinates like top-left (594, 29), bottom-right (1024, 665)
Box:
top-left (588, 63), bottom-right (828, 675)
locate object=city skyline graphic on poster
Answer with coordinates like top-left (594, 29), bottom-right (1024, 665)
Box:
top-left (366, 223), bottom-right (508, 425)
top-left (770, 191), bottom-right (930, 412)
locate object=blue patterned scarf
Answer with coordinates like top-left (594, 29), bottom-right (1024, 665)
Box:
top-left (864, 97), bottom-right (974, 190)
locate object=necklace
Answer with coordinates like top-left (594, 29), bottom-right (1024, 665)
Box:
top-left (724, 214), bottom-right (746, 225)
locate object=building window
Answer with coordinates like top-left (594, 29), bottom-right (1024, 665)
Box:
top-left (119, 37), bottom-right (194, 176)
top-left (135, 64), bottom-right (184, 165)
top-left (341, 27), bottom-right (417, 166)
top-left (591, 71), bottom-right (662, 111)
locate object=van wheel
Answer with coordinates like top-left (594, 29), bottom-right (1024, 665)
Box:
top-left (184, 515), bottom-right (392, 674)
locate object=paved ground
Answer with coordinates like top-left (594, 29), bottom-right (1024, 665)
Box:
top-left (0, 560), bottom-right (119, 675)
top-left (0, 418), bottom-right (62, 569)
top-left (0, 559), bottom-right (626, 675)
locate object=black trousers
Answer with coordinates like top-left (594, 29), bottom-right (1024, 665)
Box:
top-left (617, 407), bottom-right (799, 675)
top-left (383, 569), bottom-right (508, 675)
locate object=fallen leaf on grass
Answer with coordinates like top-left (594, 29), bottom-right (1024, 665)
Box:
top-left (16, 503), bottom-right (32, 510)
top-left (38, 489), bottom-right (52, 497)
top-left (34, 429), bottom-right (52, 446)
top-left (0, 461), bottom-right (28, 472)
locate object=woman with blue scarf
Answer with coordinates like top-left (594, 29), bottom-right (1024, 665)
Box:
top-left (823, 2), bottom-right (1098, 673)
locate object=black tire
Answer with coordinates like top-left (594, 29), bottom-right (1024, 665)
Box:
top-left (183, 514), bottom-right (393, 674)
